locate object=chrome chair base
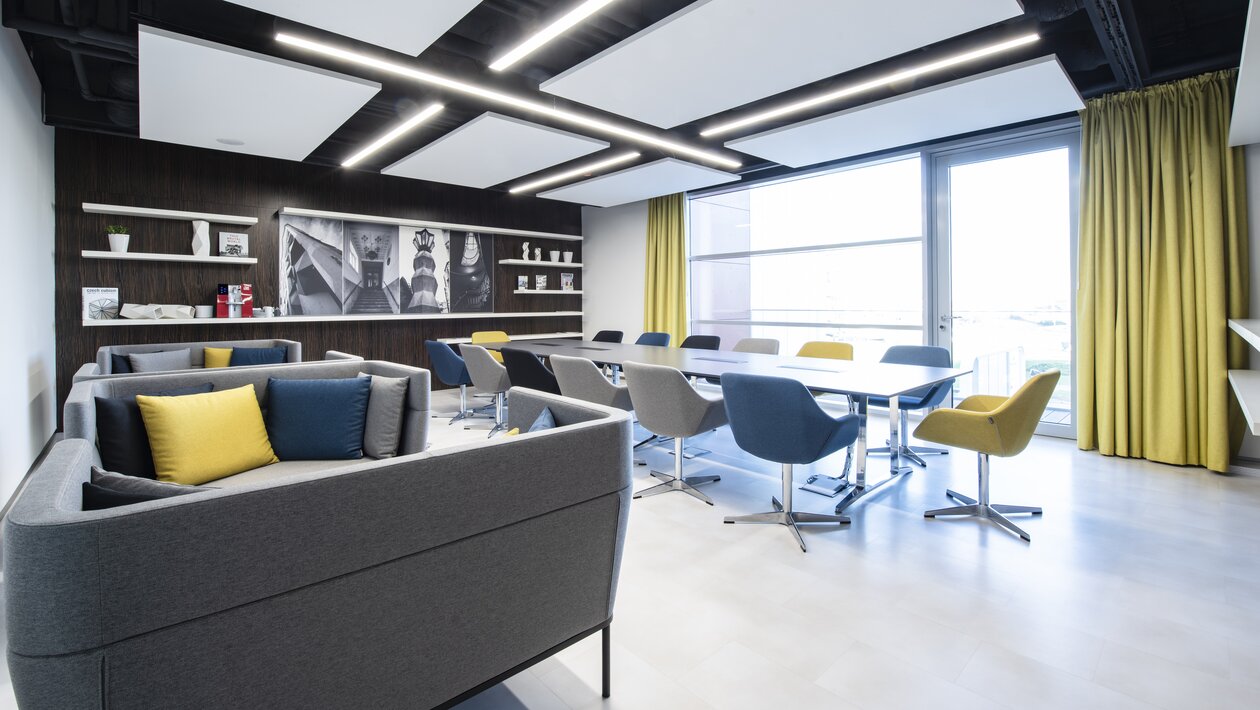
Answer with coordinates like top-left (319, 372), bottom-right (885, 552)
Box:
top-left (868, 410), bottom-right (949, 467)
top-left (632, 437), bottom-right (719, 505)
top-left (725, 496), bottom-right (850, 552)
top-left (924, 453), bottom-right (1041, 541)
top-left (634, 471), bottom-right (720, 505)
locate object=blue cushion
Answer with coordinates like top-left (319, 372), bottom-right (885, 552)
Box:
top-left (266, 376), bottom-right (371, 460)
top-left (230, 346), bottom-right (287, 367)
top-left (528, 407), bottom-right (556, 433)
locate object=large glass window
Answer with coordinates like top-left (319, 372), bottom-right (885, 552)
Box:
top-left (689, 155), bottom-right (924, 360)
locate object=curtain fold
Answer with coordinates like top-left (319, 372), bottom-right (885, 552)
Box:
top-left (1077, 69), bottom-right (1249, 473)
top-left (644, 193), bottom-right (689, 344)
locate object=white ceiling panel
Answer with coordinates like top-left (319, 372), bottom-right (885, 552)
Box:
top-left (224, 0), bottom-right (480, 56)
top-left (727, 56), bottom-right (1085, 168)
top-left (382, 113), bottom-right (609, 188)
top-left (537, 158), bottom-right (738, 208)
top-left (1230, 0), bottom-right (1260, 145)
top-left (540, 0), bottom-right (1024, 128)
top-left (139, 26), bottom-right (380, 161)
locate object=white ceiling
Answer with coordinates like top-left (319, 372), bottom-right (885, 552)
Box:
top-left (382, 113), bottom-right (609, 188)
top-left (138, 26), bottom-right (380, 162)
top-left (224, 0), bottom-right (480, 56)
top-left (540, 0), bottom-right (1024, 129)
top-left (537, 158), bottom-right (738, 207)
top-left (727, 56), bottom-right (1085, 168)
top-left (1230, 0), bottom-right (1260, 146)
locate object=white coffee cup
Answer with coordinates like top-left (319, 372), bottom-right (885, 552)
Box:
top-left (549, 250), bottom-right (561, 262)
top-left (262, 306), bottom-right (276, 318)
top-left (194, 305), bottom-right (214, 319)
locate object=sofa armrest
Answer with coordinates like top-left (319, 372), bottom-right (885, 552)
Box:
top-left (62, 380), bottom-right (100, 442)
top-left (71, 362), bottom-right (101, 384)
top-left (279, 339), bottom-right (302, 362)
top-left (323, 350), bottom-right (362, 361)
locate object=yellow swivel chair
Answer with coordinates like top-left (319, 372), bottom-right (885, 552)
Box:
top-left (471, 330), bottom-right (509, 363)
top-left (796, 341), bottom-right (853, 361)
top-left (913, 370), bottom-right (1061, 542)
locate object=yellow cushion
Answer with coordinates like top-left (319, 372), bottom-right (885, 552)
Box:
top-left (137, 384), bottom-right (278, 485)
top-left (203, 347), bottom-right (233, 368)
top-left (503, 428), bottom-right (521, 437)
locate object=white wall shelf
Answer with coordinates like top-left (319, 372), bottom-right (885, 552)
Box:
top-left (280, 206), bottom-right (582, 241)
top-left (514, 289), bottom-right (582, 295)
top-left (1228, 319), bottom-right (1260, 435)
top-left (499, 259), bottom-right (583, 268)
top-left (82, 311), bottom-right (582, 327)
top-left (83, 203), bottom-right (258, 225)
top-left (81, 250), bottom-right (257, 265)
top-left (439, 331), bottom-right (582, 344)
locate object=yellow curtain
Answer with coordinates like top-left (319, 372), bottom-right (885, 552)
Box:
top-left (1077, 69), bottom-right (1249, 473)
top-left (644, 193), bottom-right (689, 344)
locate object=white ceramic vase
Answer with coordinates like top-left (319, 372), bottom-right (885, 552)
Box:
top-left (191, 220), bottom-right (211, 257)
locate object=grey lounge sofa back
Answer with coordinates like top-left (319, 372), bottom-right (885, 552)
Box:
top-left (5, 388), bottom-right (632, 709)
top-left (74, 338), bottom-right (305, 382)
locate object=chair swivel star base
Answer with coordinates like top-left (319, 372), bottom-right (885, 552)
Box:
top-left (924, 454), bottom-right (1042, 542)
top-left (868, 409), bottom-right (949, 467)
top-left (634, 437), bottom-right (720, 505)
top-left (726, 464), bottom-right (850, 552)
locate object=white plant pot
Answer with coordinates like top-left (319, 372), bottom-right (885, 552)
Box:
top-left (549, 250), bottom-right (561, 262)
top-left (563, 251), bottom-right (573, 263)
top-left (108, 233), bottom-right (130, 253)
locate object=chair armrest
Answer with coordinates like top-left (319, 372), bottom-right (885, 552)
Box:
top-left (957, 394), bottom-right (1009, 413)
top-left (913, 407), bottom-right (1003, 454)
top-left (71, 362), bottom-right (100, 384)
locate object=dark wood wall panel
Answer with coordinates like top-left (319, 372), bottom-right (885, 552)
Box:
top-left (54, 130), bottom-right (584, 417)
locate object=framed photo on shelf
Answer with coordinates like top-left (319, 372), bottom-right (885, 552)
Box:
top-left (560, 273), bottom-right (575, 291)
top-left (535, 274), bottom-right (547, 290)
top-left (82, 287), bottom-right (120, 320)
top-left (219, 232), bottom-right (249, 257)
top-left (517, 275), bottom-right (529, 290)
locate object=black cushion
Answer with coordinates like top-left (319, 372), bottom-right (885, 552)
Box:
top-left (95, 384), bottom-right (215, 479)
top-left (110, 353), bottom-right (133, 374)
top-left (82, 482), bottom-right (166, 510)
top-left (229, 346), bottom-right (287, 366)
top-left (82, 466), bottom-right (208, 511)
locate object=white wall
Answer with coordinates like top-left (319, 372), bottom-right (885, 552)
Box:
top-left (581, 201), bottom-right (649, 339)
top-left (0, 28), bottom-right (56, 502)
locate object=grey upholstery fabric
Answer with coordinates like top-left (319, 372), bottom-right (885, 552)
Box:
top-left (364, 375), bottom-right (408, 459)
top-left (5, 388), bottom-right (632, 709)
top-left (551, 354), bottom-right (633, 412)
top-left (623, 361), bottom-right (728, 439)
top-left (462, 344), bottom-right (511, 394)
top-left (127, 348), bottom-right (192, 373)
top-left (733, 337), bottom-right (780, 355)
top-left (63, 360), bottom-right (430, 457)
top-left (89, 339), bottom-right (303, 377)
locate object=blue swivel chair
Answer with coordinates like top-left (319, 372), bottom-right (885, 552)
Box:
top-left (635, 332), bottom-right (671, 347)
top-left (721, 373), bottom-right (857, 552)
top-left (867, 345), bottom-right (955, 467)
top-left (425, 340), bottom-right (484, 424)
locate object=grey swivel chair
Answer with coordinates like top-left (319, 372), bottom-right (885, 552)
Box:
top-left (733, 337), bottom-right (780, 355)
top-left (461, 344), bottom-right (511, 438)
top-left (624, 361), bottom-right (728, 505)
top-left (552, 354), bottom-right (647, 467)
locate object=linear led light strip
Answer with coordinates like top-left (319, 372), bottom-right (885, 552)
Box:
top-left (342, 103), bottom-right (444, 167)
top-left (490, 0), bottom-right (618, 72)
top-left (701, 33), bottom-right (1041, 138)
top-left (275, 32), bottom-right (740, 170)
top-left (509, 151), bottom-right (640, 193)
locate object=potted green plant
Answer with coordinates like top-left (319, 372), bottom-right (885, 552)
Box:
top-left (106, 225), bottom-right (130, 253)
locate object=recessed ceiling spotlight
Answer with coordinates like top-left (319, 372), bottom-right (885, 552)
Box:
top-left (509, 151), bottom-right (640, 194)
top-left (700, 33), bottom-right (1041, 138)
top-left (490, 0), bottom-right (618, 72)
top-left (216, 137), bottom-right (245, 146)
top-left (342, 103), bottom-right (444, 168)
top-left (275, 32), bottom-right (740, 170)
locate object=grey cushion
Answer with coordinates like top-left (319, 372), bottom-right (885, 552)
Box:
top-left (364, 375), bottom-right (408, 459)
top-left (91, 466), bottom-right (208, 497)
top-left (128, 349), bottom-right (192, 373)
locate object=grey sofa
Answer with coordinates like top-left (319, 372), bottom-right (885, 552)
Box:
top-left (74, 338), bottom-right (305, 382)
top-left (5, 384), bottom-right (632, 709)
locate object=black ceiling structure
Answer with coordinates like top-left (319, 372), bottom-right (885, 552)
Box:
top-left (3, 0), bottom-right (1250, 191)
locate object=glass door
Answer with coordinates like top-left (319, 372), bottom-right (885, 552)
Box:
top-left (933, 132), bottom-right (1079, 437)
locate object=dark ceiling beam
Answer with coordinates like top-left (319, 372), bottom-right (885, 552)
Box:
top-left (1082, 0), bottom-right (1146, 90)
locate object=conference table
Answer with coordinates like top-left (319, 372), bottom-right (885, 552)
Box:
top-left (483, 339), bottom-right (970, 514)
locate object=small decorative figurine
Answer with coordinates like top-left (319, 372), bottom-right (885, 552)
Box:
top-left (534, 247), bottom-right (542, 261)
top-left (522, 241), bottom-right (530, 260)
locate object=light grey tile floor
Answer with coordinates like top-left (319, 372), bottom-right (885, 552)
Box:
top-left (5, 388), bottom-right (1259, 709)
